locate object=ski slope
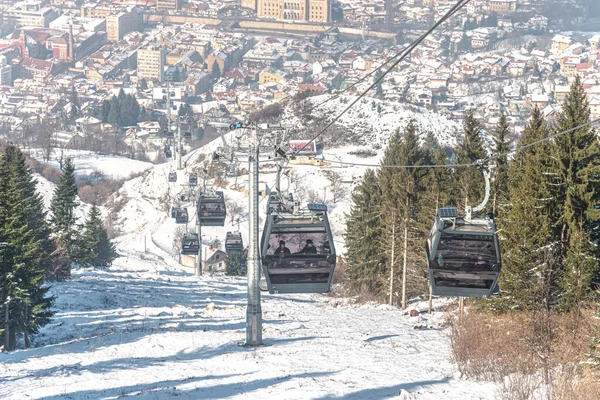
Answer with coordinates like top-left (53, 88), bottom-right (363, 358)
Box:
top-left (0, 233), bottom-right (498, 399)
top-left (0, 123), bottom-right (501, 399)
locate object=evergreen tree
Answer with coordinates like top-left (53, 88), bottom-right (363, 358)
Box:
top-left (344, 169), bottom-right (385, 294)
top-left (551, 75), bottom-right (600, 311)
top-left (377, 122), bottom-right (431, 303)
top-left (212, 61), bottom-right (221, 79)
top-left (454, 111), bottom-right (486, 211)
top-left (492, 107), bottom-right (556, 312)
top-left (74, 205), bottom-right (117, 268)
top-left (0, 145), bottom-right (54, 351)
top-left (68, 87), bottom-right (81, 123)
top-left (171, 67), bottom-right (180, 82)
top-left (2, 145), bottom-right (56, 280)
top-left (139, 78), bottom-right (148, 90)
top-left (375, 70), bottom-right (384, 97)
top-left (107, 96), bottom-right (121, 127)
top-left (225, 249), bottom-right (247, 276)
top-left (50, 158), bottom-right (78, 236)
top-left (101, 99), bottom-right (111, 123)
top-left (491, 113), bottom-right (512, 216)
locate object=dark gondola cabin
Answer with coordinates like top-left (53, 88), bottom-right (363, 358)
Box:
top-left (189, 173), bottom-right (198, 186)
top-left (260, 202), bottom-right (336, 294)
top-left (175, 208), bottom-right (189, 224)
top-left (165, 149), bottom-right (172, 158)
top-left (170, 207), bottom-right (180, 218)
top-left (426, 207), bottom-right (501, 298)
top-left (181, 233), bottom-right (199, 255)
top-left (168, 172), bottom-right (177, 182)
top-left (198, 192), bottom-right (226, 226)
top-left (225, 232), bottom-right (243, 254)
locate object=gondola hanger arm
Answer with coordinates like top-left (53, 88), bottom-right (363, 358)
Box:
top-left (466, 160), bottom-right (493, 221)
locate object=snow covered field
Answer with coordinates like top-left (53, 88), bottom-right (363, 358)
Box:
top-left (26, 149), bottom-right (154, 179)
top-left (0, 240), bottom-right (498, 399)
top-left (0, 111), bottom-right (502, 399)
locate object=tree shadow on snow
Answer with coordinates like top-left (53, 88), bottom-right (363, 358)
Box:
top-left (36, 370), bottom-right (334, 399)
top-left (316, 378), bottom-right (450, 400)
top-left (363, 334), bottom-right (401, 343)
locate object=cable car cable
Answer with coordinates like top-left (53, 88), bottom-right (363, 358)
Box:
top-left (290, 0), bottom-right (472, 156)
top-left (304, 0), bottom-right (470, 114)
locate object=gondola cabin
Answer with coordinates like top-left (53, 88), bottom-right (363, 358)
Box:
top-left (168, 172), bottom-right (177, 182)
top-left (225, 232), bottom-right (243, 254)
top-left (181, 233), bottom-right (199, 255)
top-left (165, 148), bottom-right (172, 158)
top-left (260, 203), bottom-right (336, 294)
top-left (426, 207), bottom-right (501, 298)
top-left (175, 208), bottom-right (189, 224)
top-left (170, 207), bottom-right (180, 218)
top-left (198, 192), bottom-right (226, 226)
top-left (189, 173), bottom-right (198, 186)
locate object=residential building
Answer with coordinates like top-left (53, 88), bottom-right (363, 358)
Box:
top-left (242, 0), bottom-right (257, 9)
top-left (4, 0), bottom-right (59, 28)
top-left (137, 46), bottom-right (166, 82)
top-left (551, 34), bottom-right (573, 53)
top-left (106, 7), bottom-right (142, 42)
top-left (258, 66), bottom-right (288, 84)
top-left (49, 15), bottom-right (106, 33)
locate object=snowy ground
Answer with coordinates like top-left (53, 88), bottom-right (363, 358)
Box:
top-left (0, 229), bottom-right (498, 399)
top-left (26, 149), bottom-right (154, 179)
top-left (0, 121), bottom-right (502, 399)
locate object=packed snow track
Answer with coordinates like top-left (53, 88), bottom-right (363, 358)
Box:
top-left (0, 248), bottom-right (497, 399)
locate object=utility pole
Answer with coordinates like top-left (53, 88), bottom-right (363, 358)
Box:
top-left (195, 196), bottom-right (202, 277)
top-left (246, 142), bottom-right (262, 346)
top-left (177, 118), bottom-right (183, 170)
top-left (166, 82), bottom-right (173, 158)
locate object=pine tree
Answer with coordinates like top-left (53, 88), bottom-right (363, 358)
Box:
top-left (69, 87), bottom-right (81, 123)
top-left (0, 145), bottom-right (53, 351)
top-left (454, 111), bottom-right (486, 211)
top-left (212, 61), bottom-right (221, 79)
top-left (491, 113), bottom-right (512, 216)
top-left (107, 96), bottom-right (121, 127)
top-left (101, 99), bottom-right (111, 123)
top-left (50, 158), bottom-right (78, 235)
top-left (3, 145), bottom-right (56, 280)
top-left (140, 78), bottom-right (148, 90)
top-left (74, 205), bottom-right (117, 268)
top-left (551, 75), bottom-right (600, 311)
top-left (377, 122), bottom-right (431, 305)
top-left (491, 107), bottom-right (556, 312)
top-left (344, 169), bottom-right (385, 294)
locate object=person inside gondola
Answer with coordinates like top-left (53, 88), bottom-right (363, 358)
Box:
top-left (274, 240), bottom-right (291, 257)
top-left (215, 204), bottom-right (222, 213)
top-left (296, 239), bottom-right (318, 255)
top-left (201, 205), bottom-right (208, 216)
top-left (475, 255), bottom-right (490, 269)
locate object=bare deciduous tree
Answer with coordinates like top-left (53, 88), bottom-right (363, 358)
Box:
top-left (226, 199), bottom-right (245, 225)
top-left (325, 171), bottom-right (349, 205)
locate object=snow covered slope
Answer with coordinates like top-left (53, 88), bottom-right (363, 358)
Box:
top-left (284, 95), bottom-right (461, 149)
top-left (0, 118), bottom-right (503, 399)
top-left (27, 149), bottom-right (154, 179)
top-left (0, 235), bottom-right (498, 399)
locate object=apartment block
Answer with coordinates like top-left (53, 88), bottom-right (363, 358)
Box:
top-left (137, 46), bottom-right (166, 82)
